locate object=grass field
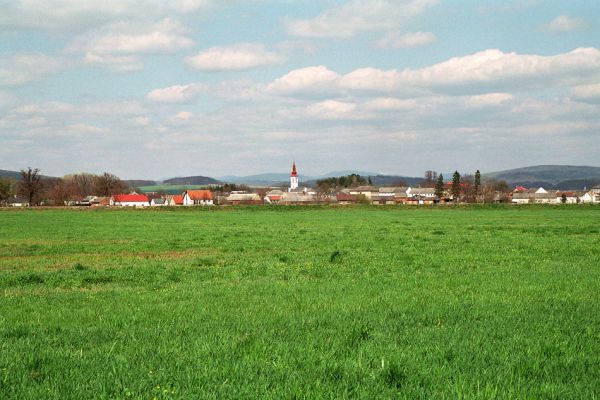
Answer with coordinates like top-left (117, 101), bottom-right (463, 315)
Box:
top-left (1, 206), bottom-right (599, 399)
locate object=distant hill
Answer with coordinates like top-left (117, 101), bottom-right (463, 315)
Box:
top-left (124, 180), bottom-right (157, 188)
top-left (220, 173), bottom-right (310, 186)
top-left (0, 170), bottom-right (21, 180)
top-left (163, 176), bottom-right (221, 185)
top-left (220, 170), bottom-right (382, 186)
top-left (370, 175), bottom-right (424, 187)
top-left (0, 169), bottom-right (55, 181)
top-left (485, 165), bottom-right (600, 190)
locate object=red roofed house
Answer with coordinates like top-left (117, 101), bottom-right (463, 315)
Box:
top-left (183, 190), bottom-right (213, 206)
top-left (110, 194), bottom-right (150, 207)
top-left (166, 195), bottom-right (184, 206)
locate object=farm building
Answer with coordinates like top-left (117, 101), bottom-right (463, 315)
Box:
top-left (264, 190), bottom-right (284, 204)
top-left (7, 195), bottom-right (29, 207)
top-left (150, 198), bottom-right (167, 206)
top-left (110, 194), bottom-right (150, 207)
top-left (183, 190), bottom-right (213, 206)
top-left (226, 193), bottom-right (262, 205)
top-left (166, 195), bottom-right (184, 206)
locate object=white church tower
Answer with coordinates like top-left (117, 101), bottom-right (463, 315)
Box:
top-left (289, 161), bottom-right (299, 192)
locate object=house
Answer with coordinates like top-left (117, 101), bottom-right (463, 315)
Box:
top-left (110, 194), bottom-right (149, 207)
top-left (406, 187), bottom-right (436, 204)
top-left (580, 192), bottom-right (593, 204)
top-left (336, 193), bottom-right (358, 205)
top-left (379, 187), bottom-right (409, 204)
top-left (281, 191), bottom-right (315, 204)
top-left (349, 186), bottom-right (379, 198)
top-left (264, 190), bottom-right (284, 204)
top-left (511, 188), bottom-right (558, 204)
top-left (166, 195), bottom-right (184, 206)
top-left (226, 193), bottom-right (262, 205)
top-left (556, 192), bottom-right (582, 204)
top-left (7, 195), bottom-right (29, 207)
top-left (150, 198), bottom-right (167, 206)
top-left (182, 190), bottom-right (213, 206)
top-left (90, 196), bottom-right (110, 207)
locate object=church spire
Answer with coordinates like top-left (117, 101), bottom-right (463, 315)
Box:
top-left (289, 161), bottom-right (299, 191)
top-left (291, 161), bottom-right (297, 177)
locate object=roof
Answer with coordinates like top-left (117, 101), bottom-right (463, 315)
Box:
top-left (283, 192), bottom-right (315, 202)
top-left (353, 185), bottom-right (378, 192)
top-left (152, 198), bottom-right (166, 205)
top-left (291, 161), bottom-right (297, 177)
top-left (172, 195), bottom-right (183, 204)
top-left (7, 195), bottom-right (29, 204)
top-left (113, 194), bottom-right (149, 203)
top-left (336, 193), bottom-right (357, 201)
top-left (410, 188), bottom-right (436, 195)
top-left (185, 190), bottom-right (213, 200)
top-left (379, 186), bottom-right (408, 194)
top-left (227, 193), bottom-right (261, 201)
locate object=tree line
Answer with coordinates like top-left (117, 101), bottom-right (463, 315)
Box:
top-left (0, 168), bottom-right (128, 206)
top-left (430, 169), bottom-right (510, 203)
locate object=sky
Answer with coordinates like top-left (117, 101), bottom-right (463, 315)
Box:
top-left (0, 0), bottom-right (599, 179)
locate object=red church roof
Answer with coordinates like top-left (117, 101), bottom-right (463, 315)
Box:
top-left (291, 161), bottom-right (297, 177)
top-left (113, 194), bottom-right (149, 203)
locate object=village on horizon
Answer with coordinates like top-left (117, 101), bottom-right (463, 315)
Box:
top-left (2, 162), bottom-right (600, 207)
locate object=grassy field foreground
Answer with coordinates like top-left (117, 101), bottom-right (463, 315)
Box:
top-left (0, 206), bottom-right (599, 399)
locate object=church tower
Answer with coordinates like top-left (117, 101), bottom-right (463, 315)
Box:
top-left (289, 161), bottom-right (299, 192)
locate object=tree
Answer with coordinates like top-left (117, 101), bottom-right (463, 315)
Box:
top-left (561, 193), bottom-right (567, 204)
top-left (451, 171), bottom-right (461, 202)
top-left (461, 174), bottom-right (474, 203)
top-left (18, 167), bottom-right (42, 205)
top-left (434, 174), bottom-right (444, 200)
top-left (93, 172), bottom-right (127, 196)
top-left (474, 170), bottom-right (481, 202)
top-left (424, 170), bottom-right (437, 187)
top-left (0, 178), bottom-right (16, 205)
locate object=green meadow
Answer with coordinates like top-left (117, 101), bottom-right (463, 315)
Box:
top-left (1, 206), bottom-right (599, 399)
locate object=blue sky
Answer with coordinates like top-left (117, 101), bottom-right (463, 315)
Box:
top-left (1, 0), bottom-right (599, 179)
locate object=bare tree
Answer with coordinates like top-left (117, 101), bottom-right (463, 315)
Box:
top-left (424, 170), bottom-right (438, 187)
top-left (0, 178), bottom-right (16, 205)
top-left (18, 167), bottom-right (42, 205)
top-left (93, 172), bottom-right (127, 196)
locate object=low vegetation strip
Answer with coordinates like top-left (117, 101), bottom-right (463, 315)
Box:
top-left (0, 206), bottom-right (599, 398)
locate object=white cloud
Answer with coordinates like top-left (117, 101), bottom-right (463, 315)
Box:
top-left (307, 100), bottom-right (357, 119)
top-left (186, 43), bottom-right (285, 71)
top-left (339, 68), bottom-right (401, 92)
top-left (364, 97), bottom-right (418, 111)
top-left (267, 66), bottom-right (340, 95)
top-left (279, 47), bottom-right (600, 95)
top-left (571, 84), bottom-right (600, 102)
top-left (286, 0), bottom-right (437, 39)
top-left (464, 93), bottom-right (514, 108)
top-left (0, 0), bottom-right (214, 32)
top-left (377, 31), bottom-right (437, 49)
top-left (0, 53), bottom-right (68, 86)
top-left (146, 83), bottom-right (205, 103)
top-left (67, 18), bottom-right (193, 71)
top-left (401, 47), bottom-right (600, 89)
top-left (545, 15), bottom-right (588, 33)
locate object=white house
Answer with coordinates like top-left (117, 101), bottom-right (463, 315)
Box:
top-left (150, 198), bottom-right (167, 206)
top-left (182, 190), bottom-right (213, 206)
top-left (110, 194), bottom-right (150, 207)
